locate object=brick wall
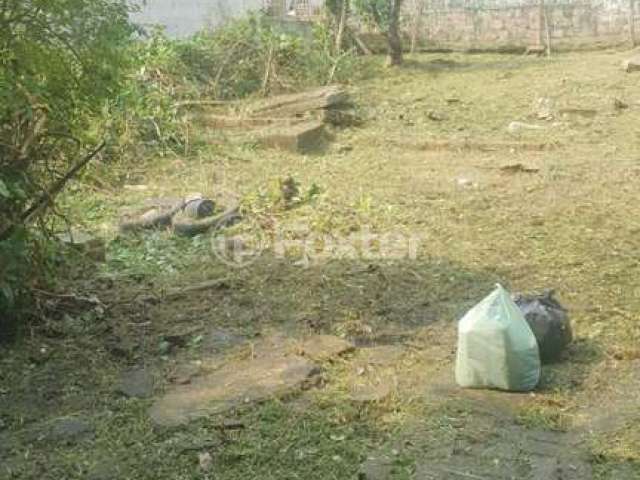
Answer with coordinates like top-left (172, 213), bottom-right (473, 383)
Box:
top-left (407, 0), bottom-right (637, 51)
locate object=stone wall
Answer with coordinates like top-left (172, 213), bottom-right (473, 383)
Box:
top-left (408, 0), bottom-right (637, 50)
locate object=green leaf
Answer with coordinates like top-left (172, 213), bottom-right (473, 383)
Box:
top-left (0, 283), bottom-right (14, 306)
top-left (0, 180), bottom-right (10, 198)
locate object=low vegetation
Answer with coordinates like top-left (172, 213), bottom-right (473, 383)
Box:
top-left (0, 2), bottom-right (367, 330)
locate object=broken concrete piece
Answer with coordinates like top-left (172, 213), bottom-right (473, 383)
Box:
top-left (56, 229), bottom-right (105, 262)
top-left (117, 368), bottom-right (154, 399)
top-left (456, 177), bottom-right (475, 188)
top-left (149, 354), bottom-right (318, 427)
top-left (534, 97), bottom-right (554, 120)
top-left (48, 417), bottom-right (94, 444)
top-left (507, 121), bottom-right (546, 133)
top-left (427, 110), bottom-right (446, 122)
top-left (198, 452), bottom-right (213, 472)
top-left (297, 335), bottom-right (354, 362)
top-left (255, 120), bottom-right (325, 153)
top-left (87, 458), bottom-right (126, 480)
top-left (622, 55), bottom-right (640, 72)
top-left (205, 328), bottom-right (246, 353)
top-left (358, 454), bottom-right (395, 480)
top-left (249, 86), bottom-right (349, 118)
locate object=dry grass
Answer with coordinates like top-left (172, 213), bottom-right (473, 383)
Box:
top-left (2, 49), bottom-right (640, 478)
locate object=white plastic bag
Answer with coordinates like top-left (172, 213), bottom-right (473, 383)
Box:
top-left (455, 284), bottom-right (541, 391)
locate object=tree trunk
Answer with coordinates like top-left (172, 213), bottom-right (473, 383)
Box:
top-left (335, 0), bottom-right (349, 54)
top-left (386, 0), bottom-right (404, 66)
top-left (630, 0), bottom-right (638, 47)
top-left (409, 0), bottom-right (423, 53)
top-left (538, 0), bottom-right (545, 47)
top-left (543, 1), bottom-right (552, 57)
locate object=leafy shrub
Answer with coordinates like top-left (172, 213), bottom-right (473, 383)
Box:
top-left (169, 14), bottom-right (363, 98)
top-left (0, 0), bottom-right (134, 323)
top-left (0, 6), bottom-right (365, 328)
top-left (103, 14), bottom-right (367, 167)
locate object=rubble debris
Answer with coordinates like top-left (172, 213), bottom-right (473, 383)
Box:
top-left (622, 55), bottom-right (640, 72)
top-left (253, 120), bottom-right (325, 153)
top-left (48, 417), bottom-right (94, 444)
top-left (248, 86), bottom-right (350, 119)
top-left (358, 454), bottom-right (394, 480)
top-left (117, 368), bottom-right (154, 399)
top-left (189, 86), bottom-right (353, 152)
top-left (534, 97), bottom-right (554, 120)
top-left (412, 139), bottom-right (557, 152)
top-left (297, 335), bottom-right (354, 362)
top-left (149, 350), bottom-right (318, 427)
top-left (507, 121), bottom-right (546, 133)
top-left (456, 177), bottom-right (476, 188)
top-left (500, 163), bottom-right (540, 174)
top-left (427, 110), bottom-right (447, 122)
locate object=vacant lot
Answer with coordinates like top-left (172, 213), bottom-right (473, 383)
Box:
top-left (1, 50), bottom-right (639, 479)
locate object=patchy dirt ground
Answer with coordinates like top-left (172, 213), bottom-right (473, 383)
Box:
top-left (2, 49), bottom-right (640, 479)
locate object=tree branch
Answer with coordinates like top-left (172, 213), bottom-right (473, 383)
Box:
top-left (0, 141), bottom-right (106, 242)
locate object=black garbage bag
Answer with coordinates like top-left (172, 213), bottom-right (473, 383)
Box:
top-left (513, 290), bottom-right (572, 364)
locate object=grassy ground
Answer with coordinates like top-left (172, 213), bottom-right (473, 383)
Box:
top-left (1, 49), bottom-right (640, 479)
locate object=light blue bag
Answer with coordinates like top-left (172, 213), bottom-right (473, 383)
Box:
top-left (455, 284), bottom-right (541, 391)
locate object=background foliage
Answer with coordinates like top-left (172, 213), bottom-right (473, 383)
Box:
top-left (353, 0), bottom-right (394, 30)
top-left (0, 0), bottom-right (134, 327)
top-left (0, 3), bottom-right (363, 330)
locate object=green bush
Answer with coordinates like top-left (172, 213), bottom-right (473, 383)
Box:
top-left (0, 0), bottom-right (134, 323)
top-left (104, 15), bottom-right (363, 159)
top-left (0, 6), bottom-right (365, 328)
top-left (168, 15), bottom-right (362, 99)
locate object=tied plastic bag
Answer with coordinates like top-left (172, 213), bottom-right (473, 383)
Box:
top-left (513, 290), bottom-right (572, 364)
top-left (455, 284), bottom-right (541, 391)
